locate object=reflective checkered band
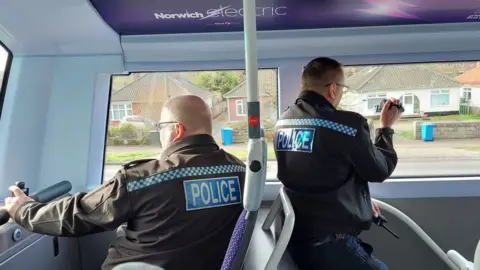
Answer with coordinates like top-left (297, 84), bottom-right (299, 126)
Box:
top-left (276, 118), bottom-right (357, 136)
top-left (127, 164), bottom-right (246, 192)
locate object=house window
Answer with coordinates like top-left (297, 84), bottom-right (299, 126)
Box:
top-left (236, 99), bottom-right (247, 116)
top-left (430, 90), bottom-right (450, 106)
top-left (366, 93), bottom-right (387, 110)
top-left (110, 103), bottom-right (133, 120)
top-left (462, 88), bottom-right (472, 101)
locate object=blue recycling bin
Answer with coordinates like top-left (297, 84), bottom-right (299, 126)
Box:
top-left (421, 123), bottom-right (435, 141)
top-left (221, 127), bottom-right (234, 146)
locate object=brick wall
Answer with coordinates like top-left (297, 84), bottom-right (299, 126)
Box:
top-left (413, 121), bottom-right (480, 140)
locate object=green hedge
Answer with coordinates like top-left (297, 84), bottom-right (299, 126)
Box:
top-left (108, 123), bottom-right (150, 145)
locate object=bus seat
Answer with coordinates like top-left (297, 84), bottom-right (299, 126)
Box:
top-left (243, 186), bottom-right (297, 269)
top-left (260, 186), bottom-right (297, 270)
top-left (474, 239), bottom-right (480, 270)
top-left (221, 209), bottom-right (258, 270)
top-left (221, 130), bottom-right (268, 270)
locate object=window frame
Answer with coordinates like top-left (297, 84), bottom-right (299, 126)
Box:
top-left (462, 88), bottom-right (472, 101)
top-left (235, 99), bottom-right (247, 116)
top-left (109, 102), bottom-right (133, 121)
top-left (430, 89), bottom-right (451, 106)
top-left (366, 92), bottom-right (387, 110)
top-left (95, 63), bottom-right (480, 200)
top-left (0, 40), bottom-right (13, 120)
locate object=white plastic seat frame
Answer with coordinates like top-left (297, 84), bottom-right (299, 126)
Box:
top-left (261, 186), bottom-right (296, 270)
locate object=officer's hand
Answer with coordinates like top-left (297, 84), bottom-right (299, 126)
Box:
top-left (371, 201), bottom-right (381, 218)
top-left (3, 186), bottom-right (34, 218)
top-left (380, 98), bottom-right (401, 128)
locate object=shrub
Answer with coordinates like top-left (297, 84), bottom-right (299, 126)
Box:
top-left (107, 124), bottom-right (152, 145)
top-left (224, 119), bottom-right (276, 142)
top-left (118, 123), bottom-right (138, 140)
top-left (225, 119), bottom-right (276, 130)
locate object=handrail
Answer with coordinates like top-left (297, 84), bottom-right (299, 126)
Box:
top-left (475, 240), bottom-right (480, 270)
top-left (447, 250), bottom-right (473, 270)
top-left (373, 199), bottom-right (459, 270)
top-left (262, 186), bottom-right (296, 270)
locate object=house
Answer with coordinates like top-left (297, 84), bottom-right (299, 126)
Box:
top-left (223, 69), bottom-right (278, 121)
top-left (455, 64), bottom-right (480, 114)
top-left (342, 65), bottom-right (463, 117)
top-left (109, 73), bottom-right (219, 125)
top-left (422, 62), bottom-right (479, 78)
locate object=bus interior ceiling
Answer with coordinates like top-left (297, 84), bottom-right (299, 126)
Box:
top-left (0, 0), bottom-right (480, 269)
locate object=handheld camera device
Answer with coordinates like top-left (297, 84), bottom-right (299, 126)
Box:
top-left (374, 99), bottom-right (405, 113)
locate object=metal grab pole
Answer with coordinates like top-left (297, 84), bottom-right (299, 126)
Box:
top-left (243, 0), bottom-right (260, 140)
top-left (242, 0), bottom-right (266, 212)
top-left (243, 0), bottom-right (259, 105)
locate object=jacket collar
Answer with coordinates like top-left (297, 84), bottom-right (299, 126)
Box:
top-left (162, 134), bottom-right (219, 158)
top-left (297, 90), bottom-right (336, 112)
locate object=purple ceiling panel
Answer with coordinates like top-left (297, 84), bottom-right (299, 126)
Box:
top-left (89, 0), bottom-right (480, 35)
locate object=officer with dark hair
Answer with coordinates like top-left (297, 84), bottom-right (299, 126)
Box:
top-left (274, 57), bottom-right (401, 269)
top-left (3, 95), bottom-right (245, 270)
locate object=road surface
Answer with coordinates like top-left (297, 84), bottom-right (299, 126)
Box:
top-left (103, 158), bottom-right (480, 182)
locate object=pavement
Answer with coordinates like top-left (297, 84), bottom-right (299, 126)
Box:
top-left (106, 136), bottom-right (480, 162)
top-left (104, 135), bottom-right (480, 181)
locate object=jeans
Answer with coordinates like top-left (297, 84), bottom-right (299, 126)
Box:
top-left (289, 236), bottom-right (389, 270)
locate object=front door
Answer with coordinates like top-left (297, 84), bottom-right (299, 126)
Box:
top-left (402, 94), bottom-right (415, 114)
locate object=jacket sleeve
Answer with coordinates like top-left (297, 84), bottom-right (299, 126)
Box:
top-left (348, 120), bottom-right (398, 183)
top-left (14, 170), bottom-right (133, 237)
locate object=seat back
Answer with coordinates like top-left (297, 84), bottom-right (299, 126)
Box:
top-left (220, 132), bottom-right (268, 270)
top-left (221, 210), bottom-right (258, 270)
top-left (261, 186), bottom-right (297, 270)
top-left (474, 239), bottom-right (480, 270)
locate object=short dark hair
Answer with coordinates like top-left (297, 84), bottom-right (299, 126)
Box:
top-left (302, 57), bottom-right (343, 91)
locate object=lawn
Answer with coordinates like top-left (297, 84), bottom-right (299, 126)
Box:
top-left (398, 131), bottom-right (414, 139)
top-left (227, 149), bottom-right (277, 161)
top-left (105, 152), bottom-right (159, 163)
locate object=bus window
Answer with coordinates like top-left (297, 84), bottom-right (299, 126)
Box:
top-left (102, 61), bottom-right (480, 182)
top-left (103, 70), bottom-right (279, 182)
top-left (0, 41), bottom-right (12, 120)
top-left (342, 61), bottom-right (480, 177)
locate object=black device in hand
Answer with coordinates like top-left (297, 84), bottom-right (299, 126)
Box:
top-left (373, 214), bottom-right (400, 239)
top-left (11, 182), bottom-right (29, 197)
top-left (375, 99), bottom-right (405, 113)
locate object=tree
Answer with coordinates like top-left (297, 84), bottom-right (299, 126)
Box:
top-left (194, 71), bottom-right (240, 95)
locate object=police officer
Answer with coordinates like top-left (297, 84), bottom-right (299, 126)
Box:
top-left (3, 95), bottom-right (246, 270)
top-left (274, 57), bottom-right (401, 269)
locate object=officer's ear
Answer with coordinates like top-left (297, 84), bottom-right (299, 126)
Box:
top-left (173, 123), bottom-right (185, 140)
top-left (326, 83), bottom-right (337, 100)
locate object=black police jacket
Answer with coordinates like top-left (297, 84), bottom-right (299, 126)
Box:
top-left (15, 134), bottom-right (245, 270)
top-left (273, 91), bottom-right (398, 241)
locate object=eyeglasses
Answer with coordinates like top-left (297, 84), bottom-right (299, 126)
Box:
top-left (325, 83), bottom-right (349, 92)
top-left (155, 121), bottom-right (178, 130)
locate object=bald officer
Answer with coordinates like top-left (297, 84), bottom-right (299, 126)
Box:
top-left (3, 95), bottom-right (246, 270)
